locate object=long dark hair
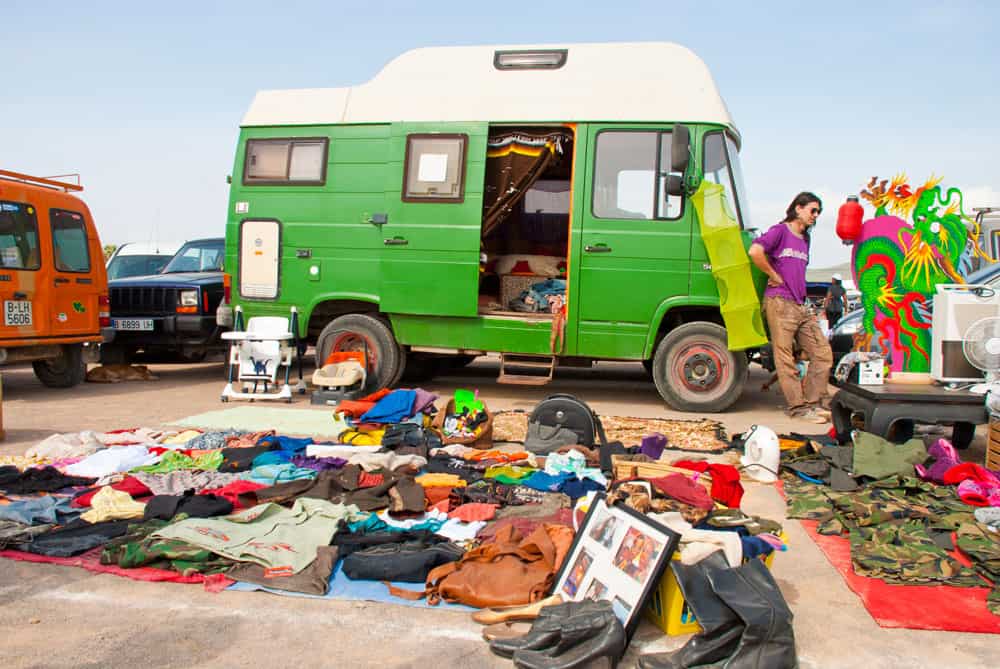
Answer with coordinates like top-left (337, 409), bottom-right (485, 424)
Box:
top-left (782, 191), bottom-right (822, 243)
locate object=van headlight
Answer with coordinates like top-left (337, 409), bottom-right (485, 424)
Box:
top-left (179, 290), bottom-right (199, 307)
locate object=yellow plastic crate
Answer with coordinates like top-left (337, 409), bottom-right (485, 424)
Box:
top-left (644, 533), bottom-right (786, 636)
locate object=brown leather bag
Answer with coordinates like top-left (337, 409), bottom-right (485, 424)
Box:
top-left (389, 523), bottom-right (573, 607)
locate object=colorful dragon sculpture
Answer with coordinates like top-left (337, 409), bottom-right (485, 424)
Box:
top-left (850, 175), bottom-right (992, 372)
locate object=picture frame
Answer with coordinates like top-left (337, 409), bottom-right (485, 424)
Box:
top-left (551, 492), bottom-right (680, 639)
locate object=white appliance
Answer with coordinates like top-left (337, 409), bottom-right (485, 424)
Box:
top-left (931, 284), bottom-right (1000, 382)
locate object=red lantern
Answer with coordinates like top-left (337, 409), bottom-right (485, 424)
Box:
top-left (836, 196), bottom-right (864, 243)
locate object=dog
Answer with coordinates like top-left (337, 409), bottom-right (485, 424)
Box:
top-left (85, 364), bottom-right (159, 383)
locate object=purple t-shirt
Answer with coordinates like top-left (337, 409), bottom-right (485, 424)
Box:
top-left (755, 222), bottom-right (809, 304)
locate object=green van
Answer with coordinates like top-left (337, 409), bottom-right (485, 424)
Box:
top-left (220, 42), bottom-right (763, 412)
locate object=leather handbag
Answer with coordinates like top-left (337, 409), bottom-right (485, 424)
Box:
top-left (391, 523), bottom-right (573, 607)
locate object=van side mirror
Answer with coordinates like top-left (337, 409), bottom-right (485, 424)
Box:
top-left (665, 174), bottom-right (684, 197)
top-left (671, 124), bottom-right (691, 174)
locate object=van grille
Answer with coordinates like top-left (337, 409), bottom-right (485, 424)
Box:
top-left (110, 287), bottom-right (179, 315)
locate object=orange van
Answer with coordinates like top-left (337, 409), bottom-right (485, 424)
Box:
top-left (0, 169), bottom-right (110, 387)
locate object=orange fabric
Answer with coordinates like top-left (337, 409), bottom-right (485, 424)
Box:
top-left (336, 400), bottom-right (376, 418)
top-left (423, 486), bottom-right (453, 508)
top-left (359, 388), bottom-right (392, 403)
top-left (448, 503), bottom-right (498, 522)
top-left (465, 450), bottom-right (531, 464)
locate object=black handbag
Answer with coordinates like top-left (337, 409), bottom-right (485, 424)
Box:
top-left (526, 394), bottom-right (623, 471)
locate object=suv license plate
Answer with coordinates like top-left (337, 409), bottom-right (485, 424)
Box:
top-left (114, 318), bottom-right (154, 331)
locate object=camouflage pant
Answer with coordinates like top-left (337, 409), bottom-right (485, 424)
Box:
top-left (100, 517), bottom-right (233, 577)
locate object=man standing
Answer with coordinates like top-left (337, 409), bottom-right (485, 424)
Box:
top-left (824, 273), bottom-right (848, 327)
top-left (749, 192), bottom-right (834, 424)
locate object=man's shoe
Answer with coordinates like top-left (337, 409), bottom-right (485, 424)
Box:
top-left (790, 408), bottom-right (829, 425)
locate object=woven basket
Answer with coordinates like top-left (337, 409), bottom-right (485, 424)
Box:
top-left (432, 398), bottom-right (494, 449)
top-left (988, 416), bottom-right (1000, 471)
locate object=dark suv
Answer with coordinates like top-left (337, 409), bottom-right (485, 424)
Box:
top-left (101, 238), bottom-right (226, 363)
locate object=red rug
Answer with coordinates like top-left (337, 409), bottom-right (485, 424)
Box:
top-left (0, 548), bottom-right (233, 591)
top-left (797, 517), bottom-right (999, 633)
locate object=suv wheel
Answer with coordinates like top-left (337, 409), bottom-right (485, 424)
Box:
top-left (33, 344), bottom-right (87, 388)
top-left (651, 322), bottom-right (747, 412)
top-left (315, 314), bottom-right (402, 390)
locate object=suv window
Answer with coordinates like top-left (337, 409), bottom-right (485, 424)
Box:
top-left (162, 240), bottom-right (225, 274)
top-left (592, 131), bottom-right (682, 220)
top-left (50, 209), bottom-right (91, 273)
top-left (107, 254), bottom-right (172, 279)
top-left (0, 201), bottom-right (40, 270)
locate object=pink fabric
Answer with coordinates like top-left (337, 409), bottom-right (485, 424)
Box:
top-left (942, 463), bottom-right (1000, 486)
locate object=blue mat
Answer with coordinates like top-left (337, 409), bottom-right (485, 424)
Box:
top-left (227, 560), bottom-right (475, 612)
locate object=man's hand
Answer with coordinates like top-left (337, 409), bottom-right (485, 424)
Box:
top-left (767, 274), bottom-right (784, 288)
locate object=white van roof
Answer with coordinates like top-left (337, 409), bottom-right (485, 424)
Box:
top-left (241, 42), bottom-right (736, 131)
top-left (114, 241), bottom-right (184, 257)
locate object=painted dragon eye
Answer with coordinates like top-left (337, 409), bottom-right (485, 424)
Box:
top-left (930, 222), bottom-right (941, 234)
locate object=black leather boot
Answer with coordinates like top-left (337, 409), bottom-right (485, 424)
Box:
top-left (512, 601), bottom-right (626, 669)
top-left (637, 551), bottom-right (744, 669)
top-left (706, 557), bottom-right (797, 669)
top-left (489, 600), bottom-right (608, 659)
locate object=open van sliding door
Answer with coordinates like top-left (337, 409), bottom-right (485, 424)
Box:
top-left (380, 124), bottom-right (486, 317)
top-left (573, 125), bottom-right (692, 358)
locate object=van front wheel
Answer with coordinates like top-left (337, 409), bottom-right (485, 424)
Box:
top-left (33, 344), bottom-right (87, 388)
top-left (315, 314), bottom-right (402, 391)
top-left (651, 322), bottom-right (747, 413)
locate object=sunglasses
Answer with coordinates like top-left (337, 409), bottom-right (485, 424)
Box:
top-left (809, 207), bottom-right (821, 215)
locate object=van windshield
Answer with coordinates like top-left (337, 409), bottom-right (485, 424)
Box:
top-left (0, 201), bottom-right (41, 270)
top-left (163, 240), bottom-right (225, 273)
top-left (702, 132), bottom-right (750, 230)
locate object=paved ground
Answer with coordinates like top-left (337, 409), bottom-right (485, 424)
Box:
top-left (0, 358), bottom-right (995, 668)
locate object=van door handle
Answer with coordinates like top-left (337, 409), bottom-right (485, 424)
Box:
top-left (54, 278), bottom-right (70, 285)
top-left (13, 291), bottom-right (27, 299)
top-left (384, 237), bottom-right (408, 246)
top-left (585, 244), bottom-right (612, 253)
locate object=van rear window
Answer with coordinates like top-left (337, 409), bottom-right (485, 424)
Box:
top-left (0, 201), bottom-right (41, 270)
top-left (50, 209), bottom-right (91, 273)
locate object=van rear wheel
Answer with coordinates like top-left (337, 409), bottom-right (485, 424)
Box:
top-left (33, 344), bottom-right (87, 388)
top-left (315, 314), bottom-right (402, 391)
top-left (651, 322), bottom-right (747, 413)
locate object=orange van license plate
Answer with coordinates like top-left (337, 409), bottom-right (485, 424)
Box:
top-left (113, 318), bottom-right (154, 331)
top-left (4, 301), bottom-right (32, 327)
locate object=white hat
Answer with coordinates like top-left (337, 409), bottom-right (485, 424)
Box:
top-left (832, 273), bottom-right (843, 281)
top-left (740, 425), bottom-right (780, 483)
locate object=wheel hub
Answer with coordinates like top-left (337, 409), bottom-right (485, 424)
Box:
top-left (678, 347), bottom-right (725, 393)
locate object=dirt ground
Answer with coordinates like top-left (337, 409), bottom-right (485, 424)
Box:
top-left (0, 358), bottom-right (995, 668)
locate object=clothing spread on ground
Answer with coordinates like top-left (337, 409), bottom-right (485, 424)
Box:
top-left (3, 394), bottom-right (997, 626)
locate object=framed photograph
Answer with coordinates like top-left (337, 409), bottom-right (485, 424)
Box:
top-left (551, 492), bottom-right (680, 638)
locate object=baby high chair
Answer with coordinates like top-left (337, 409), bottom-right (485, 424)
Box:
top-left (221, 306), bottom-right (303, 402)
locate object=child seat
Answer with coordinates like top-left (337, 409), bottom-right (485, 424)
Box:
top-left (221, 312), bottom-right (298, 403)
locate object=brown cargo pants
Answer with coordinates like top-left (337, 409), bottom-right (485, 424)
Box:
top-left (763, 296), bottom-right (833, 414)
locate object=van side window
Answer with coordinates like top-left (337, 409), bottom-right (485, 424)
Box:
top-left (244, 138), bottom-right (328, 185)
top-left (593, 131), bottom-right (682, 220)
top-left (50, 209), bottom-right (91, 273)
top-left (402, 134), bottom-right (468, 203)
top-left (0, 201), bottom-right (41, 270)
top-left (702, 132), bottom-right (748, 229)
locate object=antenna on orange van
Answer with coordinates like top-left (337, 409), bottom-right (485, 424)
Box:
top-left (0, 170), bottom-right (83, 192)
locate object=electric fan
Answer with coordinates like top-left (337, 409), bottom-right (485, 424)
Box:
top-left (962, 316), bottom-right (1000, 412)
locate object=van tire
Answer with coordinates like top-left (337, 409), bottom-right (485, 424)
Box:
top-left (315, 314), bottom-right (401, 391)
top-left (651, 322), bottom-right (747, 413)
top-left (33, 344), bottom-right (87, 388)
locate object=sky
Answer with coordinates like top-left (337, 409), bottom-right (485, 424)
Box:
top-left (4, 0), bottom-right (999, 269)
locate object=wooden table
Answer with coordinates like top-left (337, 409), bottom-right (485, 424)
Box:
top-left (831, 381), bottom-right (988, 449)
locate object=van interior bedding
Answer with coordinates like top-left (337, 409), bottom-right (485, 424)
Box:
top-left (479, 127), bottom-right (574, 316)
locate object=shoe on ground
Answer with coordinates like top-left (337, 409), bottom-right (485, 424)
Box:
top-left (791, 408), bottom-right (829, 424)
